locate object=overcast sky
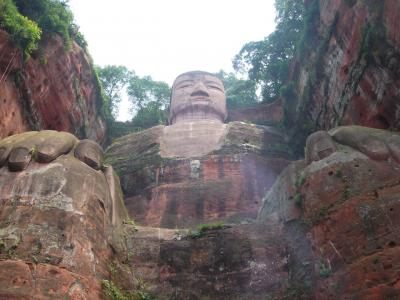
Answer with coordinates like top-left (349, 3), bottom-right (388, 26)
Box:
top-left (68, 0), bottom-right (276, 120)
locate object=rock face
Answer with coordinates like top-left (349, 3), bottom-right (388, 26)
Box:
top-left (106, 121), bottom-right (290, 228)
top-left (123, 224), bottom-right (290, 300)
top-left (285, 0), bottom-right (400, 150)
top-left (1, 125), bottom-right (400, 299)
top-left (228, 99), bottom-right (284, 126)
top-left (258, 126), bottom-right (400, 299)
top-left (0, 29), bottom-right (107, 144)
top-left (0, 133), bottom-right (127, 298)
top-left (2, 1), bottom-right (400, 293)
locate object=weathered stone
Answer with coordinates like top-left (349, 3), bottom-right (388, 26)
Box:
top-left (161, 120), bottom-right (227, 158)
top-left (2, 130), bottom-right (78, 170)
top-left (0, 131), bottom-right (38, 168)
top-left (74, 139), bottom-right (104, 170)
top-left (8, 147), bottom-right (31, 172)
top-left (258, 125), bottom-right (400, 298)
top-left (228, 98), bottom-right (284, 125)
top-left (305, 131), bottom-right (337, 164)
top-left (106, 71), bottom-right (291, 228)
top-left (257, 160), bottom-right (306, 224)
top-left (106, 121), bottom-right (290, 228)
top-left (169, 71), bottom-right (227, 124)
top-left (0, 260), bottom-right (99, 299)
top-left (0, 29), bottom-right (106, 143)
top-left (330, 125), bottom-right (400, 161)
top-left (285, 0), bottom-right (400, 152)
top-left (35, 131), bottom-right (77, 163)
top-left (122, 224), bottom-right (289, 299)
top-left (0, 134), bottom-right (127, 298)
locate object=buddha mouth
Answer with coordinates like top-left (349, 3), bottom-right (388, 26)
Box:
top-left (190, 96), bottom-right (210, 102)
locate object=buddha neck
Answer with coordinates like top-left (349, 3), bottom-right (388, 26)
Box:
top-left (170, 111), bottom-right (224, 125)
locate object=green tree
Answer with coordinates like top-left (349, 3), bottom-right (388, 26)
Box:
top-left (233, 0), bottom-right (305, 102)
top-left (14, 0), bottom-right (75, 49)
top-left (96, 65), bottom-right (132, 119)
top-left (131, 101), bottom-right (167, 129)
top-left (214, 70), bottom-right (258, 109)
top-left (0, 0), bottom-right (42, 57)
top-left (127, 75), bottom-right (170, 111)
top-left (127, 75), bottom-right (170, 129)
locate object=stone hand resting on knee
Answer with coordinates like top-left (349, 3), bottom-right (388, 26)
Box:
top-left (305, 125), bottom-right (400, 164)
top-left (0, 130), bottom-right (104, 171)
top-left (329, 126), bottom-right (400, 163)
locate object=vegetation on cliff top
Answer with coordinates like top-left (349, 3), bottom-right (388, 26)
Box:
top-left (0, 0), bottom-right (86, 57)
top-left (0, 0), bottom-right (41, 57)
top-left (215, 70), bottom-right (259, 109)
top-left (233, 0), bottom-right (301, 102)
top-left (233, 0), bottom-right (308, 103)
top-left (233, 0), bottom-right (321, 157)
top-left (96, 65), bottom-right (171, 139)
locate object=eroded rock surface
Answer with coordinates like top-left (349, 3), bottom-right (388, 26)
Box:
top-left (120, 224), bottom-right (290, 300)
top-left (228, 99), bottom-right (284, 125)
top-left (259, 126), bottom-right (400, 299)
top-left (0, 29), bottom-right (107, 144)
top-left (285, 0), bottom-right (400, 153)
top-left (0, 131), bottom-right (127, 299)
top-left (106, 121), bottom-right (290, 228)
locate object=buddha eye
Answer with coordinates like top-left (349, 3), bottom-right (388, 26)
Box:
top-left (177, 84), bottom-right (192, 89)
top-left (207, 85), bottom-right (223, 91)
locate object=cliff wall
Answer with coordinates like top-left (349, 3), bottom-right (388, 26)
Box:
top-left (0, 29), bottom-right (107, 144)
top-left (285, 0), bottom-right (400, 152)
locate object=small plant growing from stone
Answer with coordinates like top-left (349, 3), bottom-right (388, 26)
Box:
top-left (294, 192), bottom-right (302, 207)
top-left (123, 217), bottom-right (138, 231)
top-left (29, 147), bottom-right (37, 161)
top-left (319, 259), bottom-right (332, 278)
top-left (107, 262), bottom-right (118, 277)
top-left (101, 278), bottom-right (155, 300)
top-left (173, 228), bottom-right (187, 240)
top-left (295, 171), bottom-right (306, 188)
top-left (187, 221), bottom-right (225, 239)
top-left (335, 169), bottom-right (342, 178)
top-left (101, 280), bottom-right (126, 300)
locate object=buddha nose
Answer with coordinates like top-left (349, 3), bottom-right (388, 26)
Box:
top-left (190, 81), bottom-right (209, 97)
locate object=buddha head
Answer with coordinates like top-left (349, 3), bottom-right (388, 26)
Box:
top-left (169, 71), bottom-right (227, 124)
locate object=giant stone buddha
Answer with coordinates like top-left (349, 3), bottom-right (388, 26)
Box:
top-left (105, 71), bottom-right (292, 228)
top-left (1, 71), bottom-right (400, 298)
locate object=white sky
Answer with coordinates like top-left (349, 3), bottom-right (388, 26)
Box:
top-left (68, 0), bottom-right (276, 121)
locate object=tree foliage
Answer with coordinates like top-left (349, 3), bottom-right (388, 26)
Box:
top-left (127, 75), bottom-right (170, 111)
top-left (214, 70), bottom-right (258, 109)
top-left (96, 65), bottom-right (132, 119)
top-left (233, 0), bottom-right (305, 102)
top-left (0, 0), bottom-right (42, 57)
top-left (14, 0), bottom-right (75, 48)
top-left (96, 65), bottom-right (171, 131)
top-left (131, 101), bottom-right (168, 129)
top-left (128, 75), bottom-right (170, 129)
top-left (0, 0), bottom-right (86, 56)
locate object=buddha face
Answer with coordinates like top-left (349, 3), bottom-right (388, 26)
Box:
top-left (169, 71), bottom-right (227, 124)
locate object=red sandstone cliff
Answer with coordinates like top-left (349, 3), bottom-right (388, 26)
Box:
top-left (284, 0), bottom-right (400, 153)
top-left (0, 29), bottom-right (107, 144)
